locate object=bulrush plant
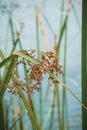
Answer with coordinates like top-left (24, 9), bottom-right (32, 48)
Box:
top-left (0, 50), bottom-right (87, 130)
top-left (4, 50), bottom-right (63, 96)
top-left (0, 50), bottom-right (63, 129)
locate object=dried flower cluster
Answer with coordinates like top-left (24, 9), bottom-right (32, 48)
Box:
top-left (4, 50), bottom-right (63, 96)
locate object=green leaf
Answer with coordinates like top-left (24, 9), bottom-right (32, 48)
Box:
top-left (13, 50), bottom-right (39, 64)
top-left (0, 56), bottom-right (12, 69)
top-left (56, 15), bottom-right (68, 56)
top-left (0, 56), bottom-right (17, 99)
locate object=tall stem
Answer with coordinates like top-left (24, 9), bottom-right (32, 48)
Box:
top-left (36, 9), bottom-right (43, 127)
top-left (82, 0), bottom-right (87, 129)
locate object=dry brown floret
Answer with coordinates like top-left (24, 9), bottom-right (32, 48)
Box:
top-left (5, 50), bottom-right (63, 95)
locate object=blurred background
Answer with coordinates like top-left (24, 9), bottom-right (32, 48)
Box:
top-left (0, 0), bottom-right (82, 130)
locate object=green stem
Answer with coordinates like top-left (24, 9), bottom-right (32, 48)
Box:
top-left (49, 88), bottom-right (56, 130)
top-left (59, 0), bottom-right (64, 31)
top-left (36, 9), bottom-right (43, 127)
top-left (82, 0), bottom-right (87, 129)
top-left (9, 110), bottom-right (25, 130)
top-left (0, 99), bottom-right (6, 130)
top-left (11, 38), bottom-right (19, 53)
top-left (62, 25), bottom-right (69, 130)
top-left (36, 10), bottom-right (40, 59)
top-left (56, 15), bottom-right (68, 56)
top-left (56, 84), bottom-right (62, 130)
top-left (9, 14), bottom-right (15, 46)
top-left (18, 98), bottom-right (24, 130)
top-left (0, 56), bottom-right (17, 99)
top-left (10, 97), bottom-right (17, 130)
top-left (16, 86), bottom-right (41, 130)
top-left (5, 101), bottom-right (9, 130)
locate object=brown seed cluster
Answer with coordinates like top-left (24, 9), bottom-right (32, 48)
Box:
top-left (30, 64), bottom-right (43, 82)
top-left (5, 80), bottom-right (26, 96)
top-left (40, 51), bottom-right (63, 74)
top-left (5, 80), bottom-right (40, 96)
top-left (4, 50), bottom-right (63, 96)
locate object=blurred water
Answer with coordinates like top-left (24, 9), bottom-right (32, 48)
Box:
top-left (0, 0), bottom-right (82, 130)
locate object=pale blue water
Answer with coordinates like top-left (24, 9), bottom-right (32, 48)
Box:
top-left (0, 0), bottom-right (82, 130)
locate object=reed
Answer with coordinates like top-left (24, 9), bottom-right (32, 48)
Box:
top-left (0, 99), bottom-right (5, 130)
top-left (62, 24), bottom-right (69, 130)
top-left (9, 14), bottom-right (15, 46)
top-left (82, 0), bottom-right (87, 129)
top-left (18, 98), bottom-right (24, 130)
top-left (10, 96), bottom-right (17, 130)
top-left (5, 101), bottom-right (9, 130)
top-left (49, 89), bottom-right (56, 130)
top-left (36, 10), bottom-right (43, 127)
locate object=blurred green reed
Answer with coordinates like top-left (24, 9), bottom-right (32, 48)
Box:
top-left (5, 100), bottom-right (9, 130)
top-left (36, 10), bottom-right (43, 127)
top-left (82, 0), bottom-right (87, 129)
top-left (10, 96), bottom-right (17, 130)
top-left (0, 1), bottom-right (87, 130)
